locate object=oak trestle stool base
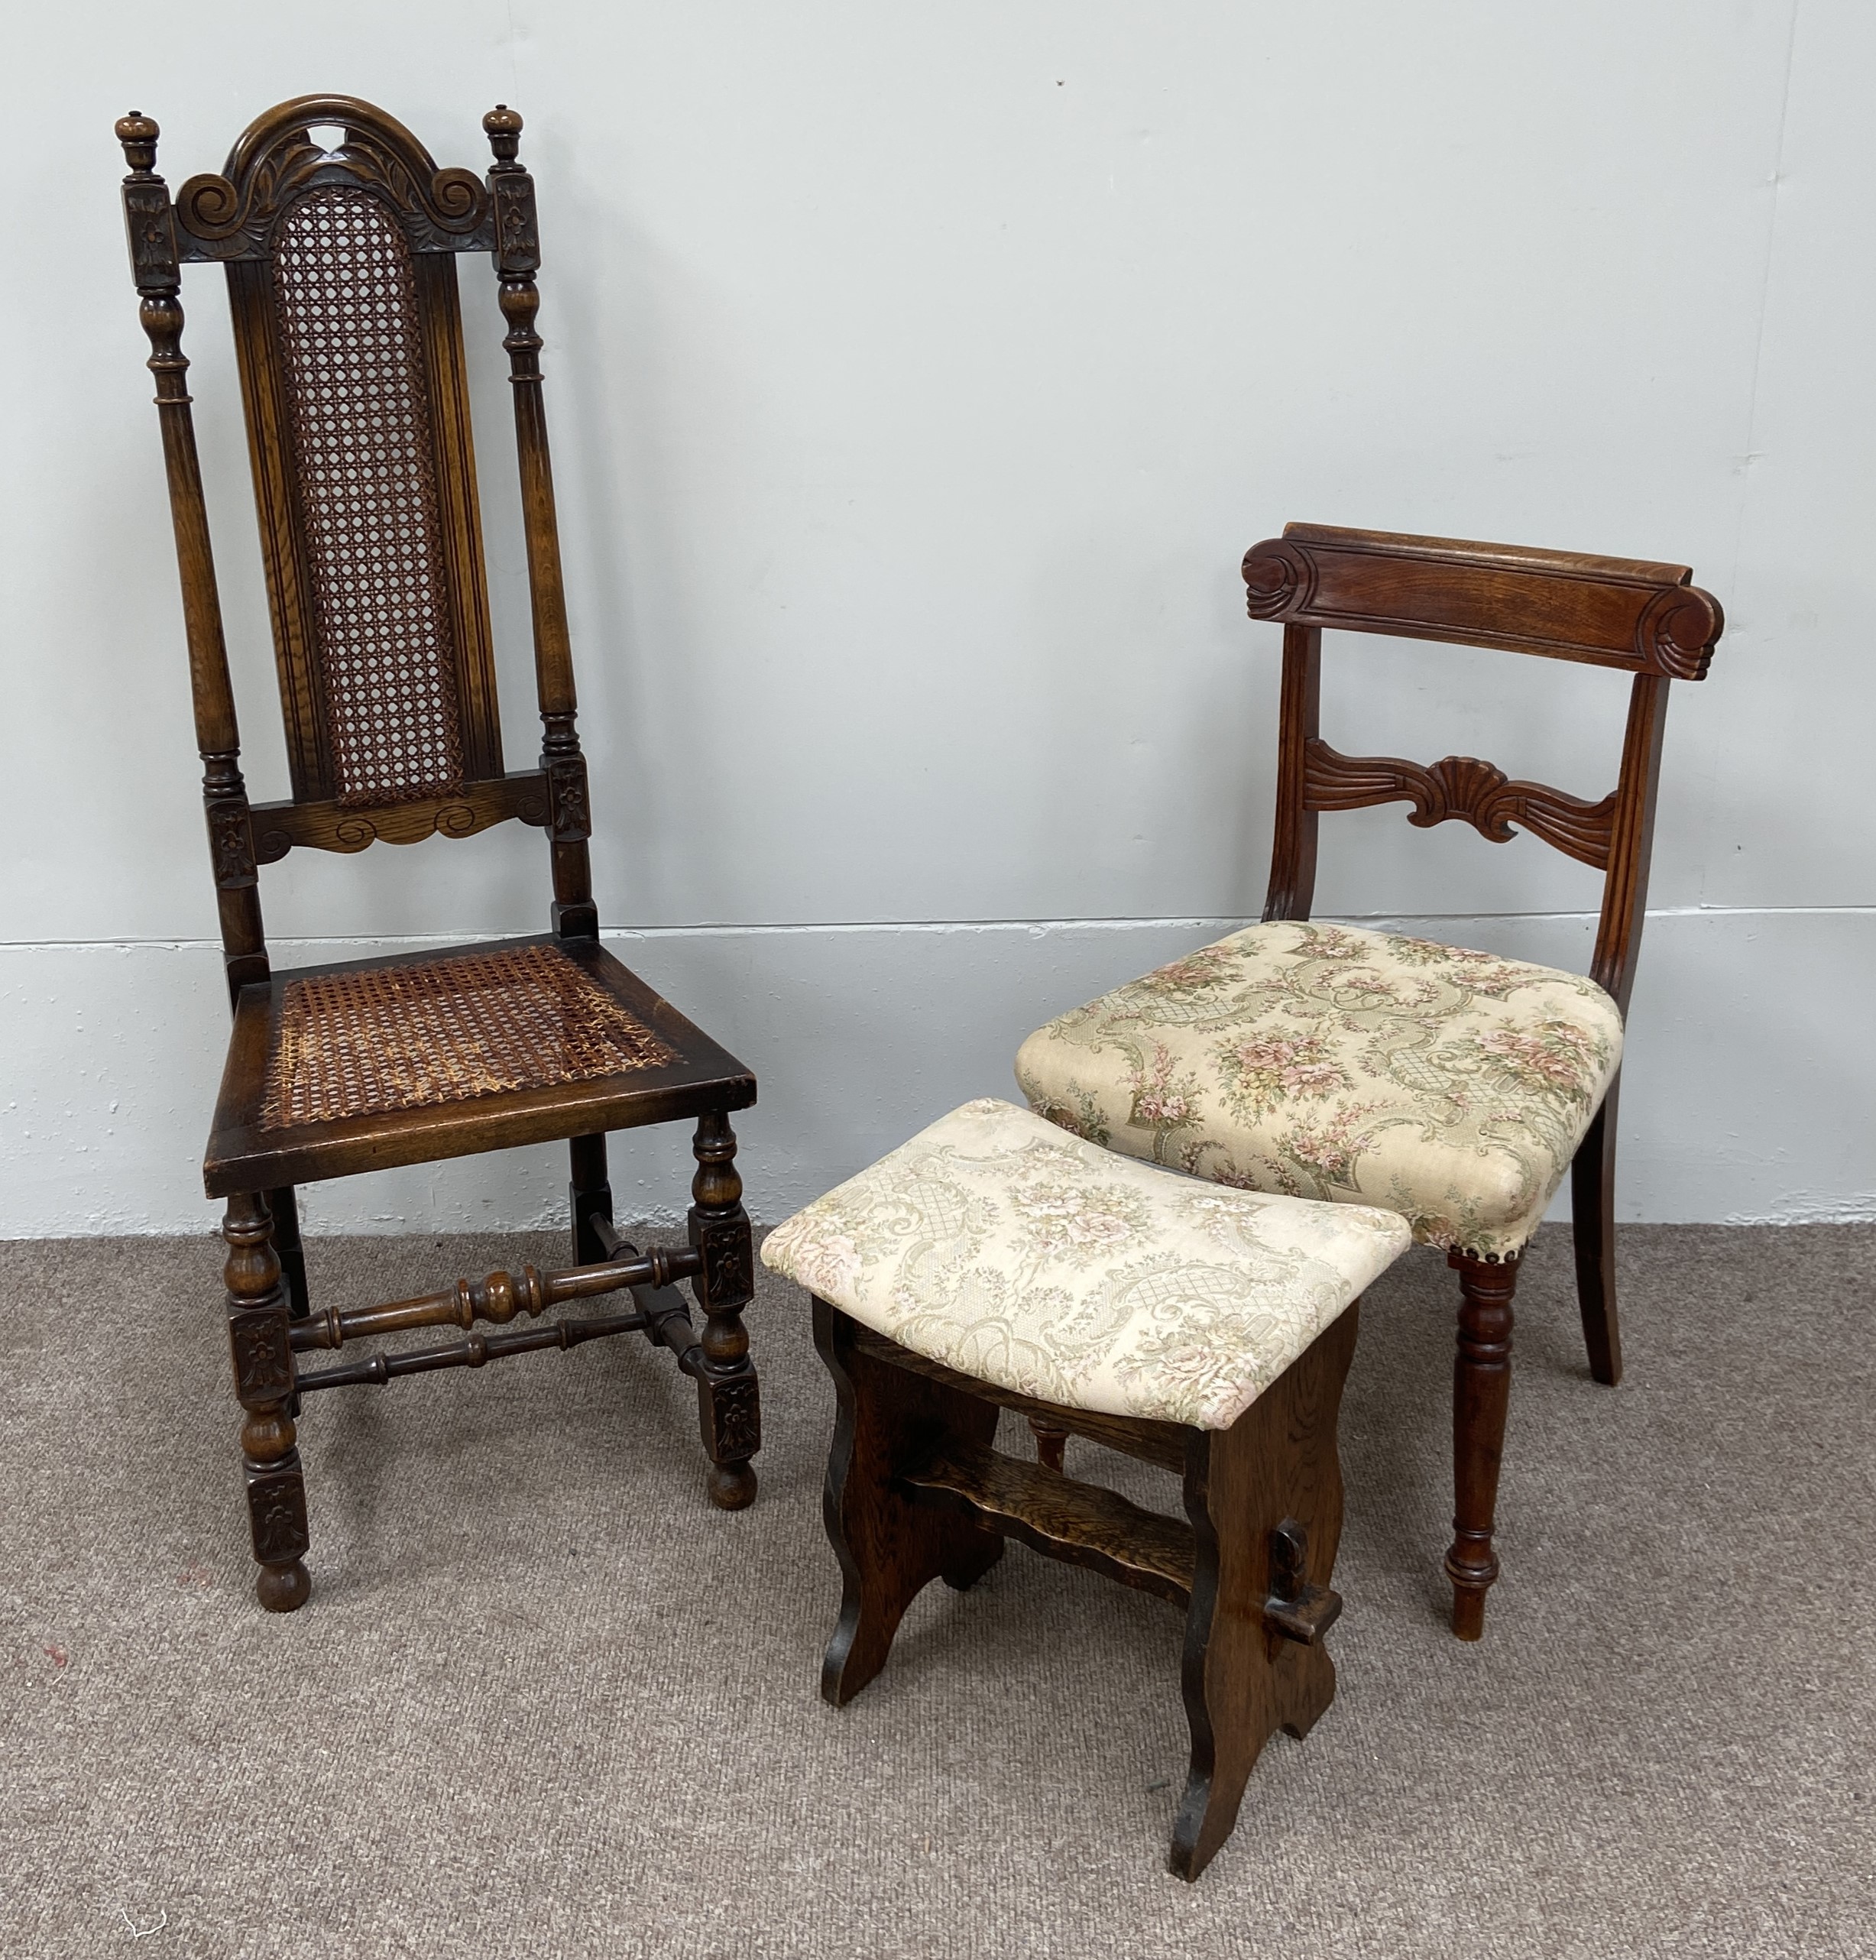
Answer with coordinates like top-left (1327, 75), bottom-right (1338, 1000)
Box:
top-left (761, 1099), bottom-right (1411, 1877)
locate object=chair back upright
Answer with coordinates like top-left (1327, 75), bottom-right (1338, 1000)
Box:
top-left (1242, 522), bottom-right (1723, 1011)
top-left (115, 96), bottom-right (594, 1002)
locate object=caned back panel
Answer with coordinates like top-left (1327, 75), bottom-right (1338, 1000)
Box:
top-left (193, 107), bottom-right (504, 805)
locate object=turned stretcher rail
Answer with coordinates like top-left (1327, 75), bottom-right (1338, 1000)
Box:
top-left (288, 1242), bottom-right (703, 1351)
top-left (294, 1308), bottom-right (650, 1392)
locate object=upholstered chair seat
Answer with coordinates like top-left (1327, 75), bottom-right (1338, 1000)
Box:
top-left (1015, 922), bottom-right (1623, 1265)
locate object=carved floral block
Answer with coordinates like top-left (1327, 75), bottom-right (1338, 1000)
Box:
top-left (228, 1303), bottom-right (294, 1406)
top-left (245, 1463), bottom-right (310, 1564)
top-left (699, 1372), bottom-right (761, 1463)
top-left (690, 1215), bottom-right (754, 1308)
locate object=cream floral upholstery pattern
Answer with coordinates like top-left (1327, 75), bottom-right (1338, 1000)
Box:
top-left (760, 1098), bottom-right (1409, 1430)
top-left (1014, 923), bottom-right (1622, 1262)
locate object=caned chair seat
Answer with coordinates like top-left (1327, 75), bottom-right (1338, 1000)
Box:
top-left (206, 935), bottom-right (754, 1198)
top-left (1014, 922), bottom-right (1623, 1263)
top-left (760, 1097), bottom-right (1408, 1429)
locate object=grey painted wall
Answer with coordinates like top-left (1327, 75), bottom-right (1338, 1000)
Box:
top-left (4, 1), bottom-right (1868, 1233)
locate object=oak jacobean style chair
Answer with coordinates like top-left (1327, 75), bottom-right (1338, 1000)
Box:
top-left (115, 96), bottom-right (760, 1612)
top-left (1016, 523), bottom-right (1722, 1639)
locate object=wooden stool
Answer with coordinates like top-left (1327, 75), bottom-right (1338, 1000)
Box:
top-left (762, 1099), bottom-right (1411, 1878)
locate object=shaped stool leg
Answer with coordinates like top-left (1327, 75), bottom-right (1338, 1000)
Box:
top-left (1570, 1084), bottom-right (1622, 1386)
top-left (222, 1193), bottom-right (311, 1613)
top-left (814, 1299), bottom-right (1003, 1707)
top-left (1446, 1249), bottom-right (1518, 1640)
top-left (1172, 1306), bottom-right (1356, 1881)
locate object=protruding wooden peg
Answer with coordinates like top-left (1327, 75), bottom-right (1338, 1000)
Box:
top-left (1261, 1516), bottom-right (1341, 1644)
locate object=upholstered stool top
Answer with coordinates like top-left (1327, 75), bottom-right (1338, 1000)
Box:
top-left (761, 1098), bottom-right (1410, 1430)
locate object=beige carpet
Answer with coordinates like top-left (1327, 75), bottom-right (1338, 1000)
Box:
top-left (2, 1223), bottom-right (1871, 1958)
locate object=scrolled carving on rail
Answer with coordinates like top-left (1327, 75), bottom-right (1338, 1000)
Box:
top-left (250, 779), bottom-right (549, 862)
top-left (1241, 539), bottom-right (1313, 620)
top-left (1304, 740), bottom-right (1616, 869)
top-left (173, 98), bottom-right (494, 261)
top-left (1635, 585), bottom-right (1722, 681)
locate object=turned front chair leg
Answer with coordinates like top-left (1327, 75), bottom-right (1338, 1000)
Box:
top-left (1445, 1249), bottom-right (1518, 1641)
top-left (1570, 1084), bottom-right (1622, 1386)
top-left (689, 1110), bottom-right (760, 1510)
top-left (223, 1192), bottom-right (311, 1612)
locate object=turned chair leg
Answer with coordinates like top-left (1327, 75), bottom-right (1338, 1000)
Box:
top-left (1445, 1249), bottom-right (1518, 1641)
top-left (1171, 1307), bottom-right (1355, 1881)
top-left (812, 1300), bottom-right (1003, 1707)
top-left (1570, 1084), bottom-right (1622, 1386)
top-left (569, 1133), bottom-right (613, 1265)
top-left (223, 1193), bottom-right (311, 1613)
top-left (1027, 1411), bottom-right (1069, 1472)
top-left (689, 1111), bottom-right (761, 1510)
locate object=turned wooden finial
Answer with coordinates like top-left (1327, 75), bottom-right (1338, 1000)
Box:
top-left (116, 110), bottom-right (160, 172)
top-left (484, 102), bottom-right (523, 164)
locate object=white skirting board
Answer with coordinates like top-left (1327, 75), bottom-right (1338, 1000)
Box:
top-left (0, 909), bottom-right (1866, 1236)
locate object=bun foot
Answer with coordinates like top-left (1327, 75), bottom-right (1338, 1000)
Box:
top-left (707, 1461), bottom-right (757, 1510)
top-left (256, 1560), bottom-right (311, 1613)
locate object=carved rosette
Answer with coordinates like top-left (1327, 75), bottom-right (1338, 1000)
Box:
top-left (699, 1372), bottom-right (761, 1463)
top-left (229, 1303), bottom-right (295, 1406)
top-left (545, 756), bottom-right (591, 843)
top-left (690, 1216), bottom-right (754, 1310)
top-left (491, 173), bottom-right (541, 275)
top-left (206, 800), bottom-right (258, 889)
top-left (1635, 585), bottom-right (1722, 681)
top-left (122, 179), bottom-right (180, 292)
top-left (246, 1464), bottom-right (311, 1564)
top-left (1241, 539), bottom-right (1311, 620)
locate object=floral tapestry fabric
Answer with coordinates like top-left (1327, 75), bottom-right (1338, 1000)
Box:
top-left (1013, 923), bottom-right (1623, 1262)
top-left (760, 1098), bottom-right (1408, 1430)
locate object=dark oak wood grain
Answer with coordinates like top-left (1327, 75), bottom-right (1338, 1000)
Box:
top-left (1244, 520), bottom-right (1722, 1638)
top-left (116, 98), bottom-right (761, 1609)
top-left (904, 1437), bottom-right (1197, 1604)
top-left (818, 1300), bottom-right (1359, 1880)
top-left (1172, 1307), bottom-right (1353, 1878)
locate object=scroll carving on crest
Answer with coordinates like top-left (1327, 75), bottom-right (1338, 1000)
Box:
top-left (1304, 740), bottom-right (1616, 869)
top-left (173, 99), bottom-right (494, 261)
top-left (1242, 539), bottom-right (1312, 620)
top-left (1243, 526), bottom-right (1723, 679)
top-left (1635, 585), bottom-right (1722, 681)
